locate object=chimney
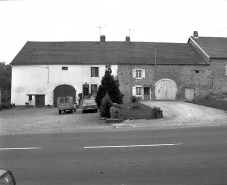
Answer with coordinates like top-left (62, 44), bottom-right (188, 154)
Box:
top-left (193, 31), bottom-right (198, 38)
top-left (126, 36), bottom-right (130, 43)
top-left (100, 35), bottom-right (105, 43)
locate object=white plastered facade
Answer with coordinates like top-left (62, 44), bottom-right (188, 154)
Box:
top-left (11, 64), bottom-right (118, 106)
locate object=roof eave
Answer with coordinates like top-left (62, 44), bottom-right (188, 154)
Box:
top-left (210, 57), bottom-right (227, 60)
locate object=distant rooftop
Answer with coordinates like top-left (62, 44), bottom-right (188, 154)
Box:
top-left (189, 36), bottom-right (227, 59)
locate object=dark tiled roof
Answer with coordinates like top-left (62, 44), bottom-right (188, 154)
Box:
top-left (190, 36), bottom-right (227, 59)
top-left (11, 41), bottom-right (207, 65)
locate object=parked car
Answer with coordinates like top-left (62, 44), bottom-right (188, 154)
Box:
top-left (0, 169), bottom-right (16, 185)
top-left (57, 96), bottom-right (77, 114)
top-left (82, 99), bottom-right (98, 113)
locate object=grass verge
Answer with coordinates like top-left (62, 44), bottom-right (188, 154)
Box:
top-left (115, 102), bottom-right (153, 120)
top-left (186, 101), bottom-right (227, 111)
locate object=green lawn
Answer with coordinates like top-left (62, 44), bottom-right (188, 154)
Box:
top-left (115, 102), bottom-right (154, 120)
top-left (186, 101), bottom-right (227, 111)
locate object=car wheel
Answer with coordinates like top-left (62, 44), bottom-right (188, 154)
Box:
top-left (71, 109), bottom-right (73, 113)
top-left (59, 110), bottom-right (61, 114)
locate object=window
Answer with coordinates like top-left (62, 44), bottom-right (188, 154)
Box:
top-left (136, 87), bottom-right (142, 95)
top-left (28, 95), bottom-right (32, 100)
top-left (132, 86), bottom-right (142, 96)
top-left (136, 70), bottom-right (142, 78)
top-left (62, 67), bottom-right (68, 70)
top-left (60, 98), bottom-right (64, 103)
top-left (65, 98), bottom-right (69, 103)
top-left (91, 84), bottom-right (98, 95)
top-left (91, 67), bottom-right (99, 77)
top-left (132, 69), bottom-right (145, 79)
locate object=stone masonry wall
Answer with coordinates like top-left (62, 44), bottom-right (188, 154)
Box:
top-left (212, 59), bottom-right (227, 94)
top-left (189, 39), bottom-right (227, 97)
top-left (118, 64), bottom-right (212, 103)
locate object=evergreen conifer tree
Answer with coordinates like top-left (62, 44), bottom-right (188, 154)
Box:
top-left (95, 65), bottom-right (123, 108)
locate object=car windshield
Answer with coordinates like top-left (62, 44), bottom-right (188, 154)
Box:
top-left (83, 100), bottom-right (95, 104)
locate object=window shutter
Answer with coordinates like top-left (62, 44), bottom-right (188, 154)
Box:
top-left (142, 70), bottom-right (145, 78)
top-left (132, 70), bottom-right (136, 78)
top-left (132, 87), bottom-right (136, 96)
top-left (96, 68), bottom-right (99, 77)
top-left (225, 65), bottom-right (227, 76)
top-left (91, 67), bottom-right (94, 77)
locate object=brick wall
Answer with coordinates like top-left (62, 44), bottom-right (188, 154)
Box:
top-left (118, 64), bottom-right (212, 102)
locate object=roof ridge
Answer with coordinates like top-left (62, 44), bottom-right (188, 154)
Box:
top-left (26, 41), bottom-right (188, 44)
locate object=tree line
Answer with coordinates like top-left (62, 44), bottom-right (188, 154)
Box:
top-left (0, 62), bottom-right (11, 104)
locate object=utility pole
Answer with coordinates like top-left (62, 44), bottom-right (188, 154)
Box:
top-left (155, 46), bottom-right (157, 68)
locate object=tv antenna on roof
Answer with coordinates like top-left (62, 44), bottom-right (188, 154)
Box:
top-left (127, 28), bottom-right (134, 37)
top-left (96, 25), bottom-right (107, 37)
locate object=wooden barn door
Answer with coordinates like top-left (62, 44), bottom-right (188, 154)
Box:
top-left (185, 88), bottom-right (194, 101)
top-left (155, 79), bottom-right (177, 100)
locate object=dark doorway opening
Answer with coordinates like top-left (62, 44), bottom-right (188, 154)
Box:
top-left (83, 84), bottom-right (89, 99)
top-left (144, 87), bottom-right (150, 100)
top-left (35, 95), bottom-right (45, 108)
top-left (54, 84), bottom-right (76, 107)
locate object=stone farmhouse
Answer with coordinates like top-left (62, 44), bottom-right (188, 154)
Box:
top-left (10, 32), bottom-right (227, 107)
top-left (188, 32), bottom-right (227, 96)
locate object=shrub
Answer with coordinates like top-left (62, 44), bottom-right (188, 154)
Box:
top-left (151, 106), bottom-right (163, 119)
top-left (131, 96), bottom-right (139, 103)
top-left (130, 105), bottom-right (142, 110)
top-left (1, 90), bottom-right (11, 103)
top-left (100, 93), bottom-right (113, 118)
top-left (197, 92), bottom-right (212, 101)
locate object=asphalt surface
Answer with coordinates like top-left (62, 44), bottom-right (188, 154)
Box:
top-left (1, 126), bottom-right (227, 185)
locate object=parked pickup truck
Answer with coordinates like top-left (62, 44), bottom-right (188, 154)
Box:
top-left (57, 96), bottom-right (77, 114)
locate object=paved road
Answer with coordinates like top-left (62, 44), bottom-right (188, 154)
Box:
top-left (1, 126), bottom-right (227, 185)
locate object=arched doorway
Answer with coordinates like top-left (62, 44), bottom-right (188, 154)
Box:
top-left (53, 84), bottom-right (76, 107)
top-left (155, 79), bottom-right (177, 100)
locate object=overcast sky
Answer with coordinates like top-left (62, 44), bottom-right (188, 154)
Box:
top-left (0, 0), bottom-right (227, 64)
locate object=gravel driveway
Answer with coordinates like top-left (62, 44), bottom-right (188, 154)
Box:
top-left (1, 101), bottom-right (227, 134)
top-left (114, 101), bottom-right (227, 129)
top-left (0, 107), bottom-right (111, 135)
